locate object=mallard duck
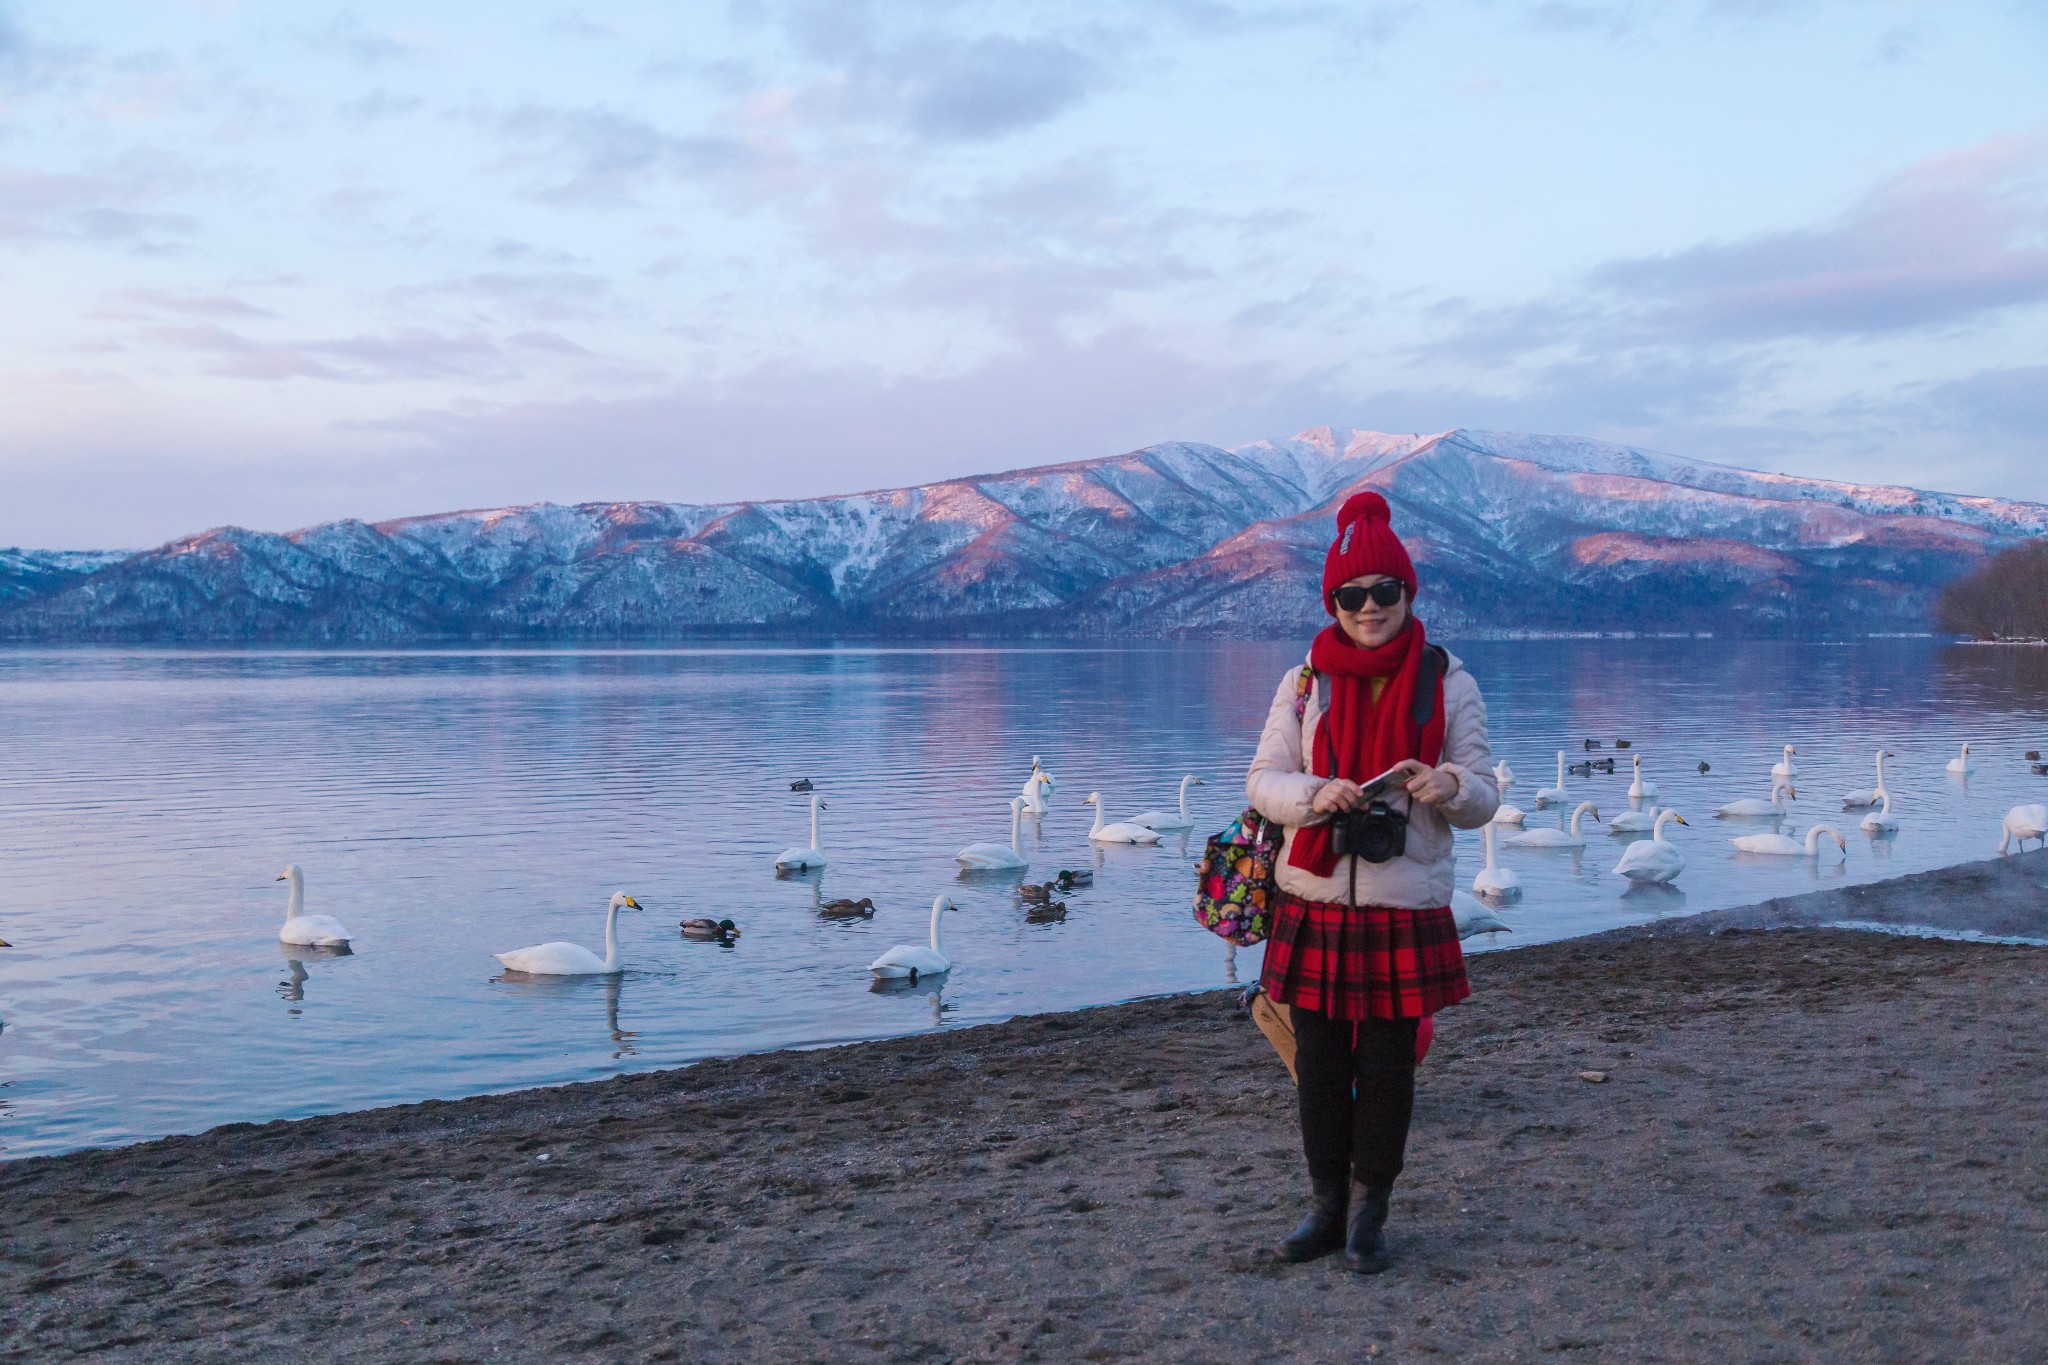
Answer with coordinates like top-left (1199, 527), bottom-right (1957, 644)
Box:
top-left (1018, 882), bottom-right (1057, 902)
top-left (790, 778), bottom-right (814, 792)
top-left (680, 917), bottom-right (741, 941)
top-left (1583, 739), bottom-right (1602, 750)
top-left (818, 897), bottom-right (875, 919)
top-left (1615, 739), bottom-right (1632, 749)
top-left (1024, 900), bottom-right (1067, 924)
top-left (2027, 750), bottom-right (2042, 762)
top-left (1697, 761), bottom-right (1711, 774)
top-left (1055, 869), bottom-right (1092, 887)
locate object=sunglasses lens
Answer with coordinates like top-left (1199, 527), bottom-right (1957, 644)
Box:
top-left (1336, 582), bottom-right (1403, 611)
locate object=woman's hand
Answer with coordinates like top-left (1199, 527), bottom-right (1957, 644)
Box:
top-left (1394, 759), bottom-right (1459, 805)
top-left (1310, 778), bottom-right (1364, 814)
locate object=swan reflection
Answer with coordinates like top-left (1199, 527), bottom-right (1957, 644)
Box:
top-left (606, 974), bottom-right (637, 1059)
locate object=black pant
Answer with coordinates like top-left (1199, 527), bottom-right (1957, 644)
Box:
top-left (1293, 1007), bottom-right (1418, 1190)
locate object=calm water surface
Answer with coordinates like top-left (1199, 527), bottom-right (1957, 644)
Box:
top-left (3, 640), bottom-right (2046, 1158)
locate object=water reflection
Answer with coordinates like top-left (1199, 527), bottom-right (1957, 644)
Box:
top-left (606, 975), bottom-right (637, 1059)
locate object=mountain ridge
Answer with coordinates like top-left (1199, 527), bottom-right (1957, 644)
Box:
top-left (2, 427), bottom-right (2040, 642)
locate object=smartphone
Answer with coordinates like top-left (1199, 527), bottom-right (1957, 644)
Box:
top-left (1352, 763), bottom-right (1415, 804)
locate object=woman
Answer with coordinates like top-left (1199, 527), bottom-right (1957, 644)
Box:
top-left (1246, 490), bottom-right (1498, 1274)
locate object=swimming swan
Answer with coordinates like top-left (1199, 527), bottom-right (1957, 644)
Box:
top-left (1451, 890), bottom-right (1512, 937)
top-left (1084, 793), bottom-right (1163, 845)
top-left (1471, 821), bottom-right (1521, 899)
top-left (1946, 743), bottom-right (1975, 775)
top-left (494, 892), bottom-right (641, 975)
top-left (1534, 751), bottom-right (1567, 806)
top-left (1771, 745), bottom-right (1799, 780)
top-left (1628, 755), bottom-right (1658, 802)
top-left (1842, 750), bottom-right (1894, 808)
top-left (1506, 801), bottom-right (1601, 848)
top-left (1731, 823), bottom-right (1844, 858)
top-left (1717, 780), bottom-right (1795, 819)
top-left (1128, 776), bottom-right (1205, 832)
top-left (1613, 809), bottom-right (1688, 883)
top-left (1019, 758), bottom-right (1056, 813)
top-left (957, 798), bottom-right (1030, 870)
top-left (276, 865), bottom-right (352, 948)
top-left (869, 894), bottom-right (955, 983)
top-left (1999, 804), bottom-right (2048, 854)
top-left (1860, 789), bottom-right (1898, 834)
top-left (1610, 803), bottom-right (1662, 834)
top-left (775, 794), bottom-right (829, 871)
top-left (1491, 760), bottom-right (1526, 825)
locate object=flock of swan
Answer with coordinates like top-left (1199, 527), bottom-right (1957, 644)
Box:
top-left (251, 741), bottom-right (2045, 996)
top-left (1469, 738), bottom-right (2048, 916)
top-left (259, 759), bottom-right (1214, 991)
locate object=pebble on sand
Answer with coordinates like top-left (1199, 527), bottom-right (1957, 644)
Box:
top-left (1579, 1070), bottom-right (1609, 1083)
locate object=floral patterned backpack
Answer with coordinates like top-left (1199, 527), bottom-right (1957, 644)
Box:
top-left (1192, 667), bottom-right (1316, 946)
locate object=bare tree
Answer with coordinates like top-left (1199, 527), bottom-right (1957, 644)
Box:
top-left (1937, 541), bottom-right (2048, 640)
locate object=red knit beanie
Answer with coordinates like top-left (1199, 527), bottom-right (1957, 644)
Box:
top-left (1320, 491), bottom-right (1417, 614)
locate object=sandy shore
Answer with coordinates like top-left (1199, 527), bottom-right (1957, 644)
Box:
top-left (5, 852), bottom-right (2047, 1363)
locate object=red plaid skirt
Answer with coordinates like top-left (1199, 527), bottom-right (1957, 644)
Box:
top-left (1260, 891), bottom-right (1469, 1021)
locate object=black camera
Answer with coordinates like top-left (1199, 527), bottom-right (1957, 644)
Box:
top-left (1331, 799), bottom-right (1408, 864)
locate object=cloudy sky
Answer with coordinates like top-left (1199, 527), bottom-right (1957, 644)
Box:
top-left (1, 1), bottom-right (2044, 547)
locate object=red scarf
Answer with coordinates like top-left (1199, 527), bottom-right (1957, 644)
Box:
top-left (1288, 618), bottom-right (1446, 877)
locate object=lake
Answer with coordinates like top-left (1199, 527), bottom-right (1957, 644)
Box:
top-left (2, 639), bottom-right (2045, 1158)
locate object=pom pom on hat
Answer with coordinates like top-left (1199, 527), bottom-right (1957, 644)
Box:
top-left (1336, 491), bottom-right (1392, 530)
top-left (1321, 488), bottom-right (1417, 612)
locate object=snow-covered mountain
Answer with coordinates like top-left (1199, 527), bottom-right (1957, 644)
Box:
top-left (3, 427), bottom-right (2041, 642)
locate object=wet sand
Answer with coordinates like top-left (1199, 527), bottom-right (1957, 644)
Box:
top-left (4, 851), bottom-right (2047, 1363)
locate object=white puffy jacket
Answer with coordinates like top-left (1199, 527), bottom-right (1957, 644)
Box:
top-left (1246, 649), bottom-right (1499, 908)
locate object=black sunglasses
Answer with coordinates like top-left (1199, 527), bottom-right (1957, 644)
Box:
top-left (1333, 580), bottom-right (1406, 612)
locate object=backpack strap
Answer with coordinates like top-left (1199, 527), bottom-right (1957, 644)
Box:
top-left (1413, 644), bottom-right (1448, 728)
top-left (1290, 665), bottom-right (1316, 722)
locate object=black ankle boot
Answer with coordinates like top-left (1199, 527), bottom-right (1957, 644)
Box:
top-left (1344, 1184), bottom-right (1392, 1273)
top-left (1280, 1177), bottom-right (1349, 1262)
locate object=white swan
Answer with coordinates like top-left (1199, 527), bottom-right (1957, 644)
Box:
top-left (1129, 776), bottom-right (1205, 833)
top-left (775, 794), bottom-right (829, 871)
top-left (1946, 742), bottom-right (1974, 775)
top-left (1506, 800), bottom-right (1600, 848)
top-left (1731, 823), bottom-right (1845, 859)
top-left (1609, 803), bottom-right (1661, 834)
top-left (1451, 890), bottom-right (1512, 937)
top-left (1842, 750), bottom-right (1893, 808)
top-left (1084, 793), bottom-right (1162, 845)
top-left (1019, 757), bottom-right (1055, 813)
top-left (275, 865), bottom-right (352, 948)
top-left (1717, 780), bottom-right (1795, 818)
top-left (1471, 821), bottom-right (1521, 900)
top-left (1613, 809), bottom-right (1688, 883)
top-left (1999, 804), bottom-right (2048, 854)
top-left (869, 894), bottom-right (955, 983)
top-left (1534, 750), bottom-right (1567, 806)
top-left (957, 798), bottom-right (1030, 870)
top-left (1491, 759), bottom-right (1526, 825)
top-left (1860, 789), bottom-right (1898, 834)
top-left (494, 892), bottom-right (641, 975)
top-left (1771, 745), bottom-right (1799, 780)
top-left (1628, 754), bottom-right (1658, 802)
